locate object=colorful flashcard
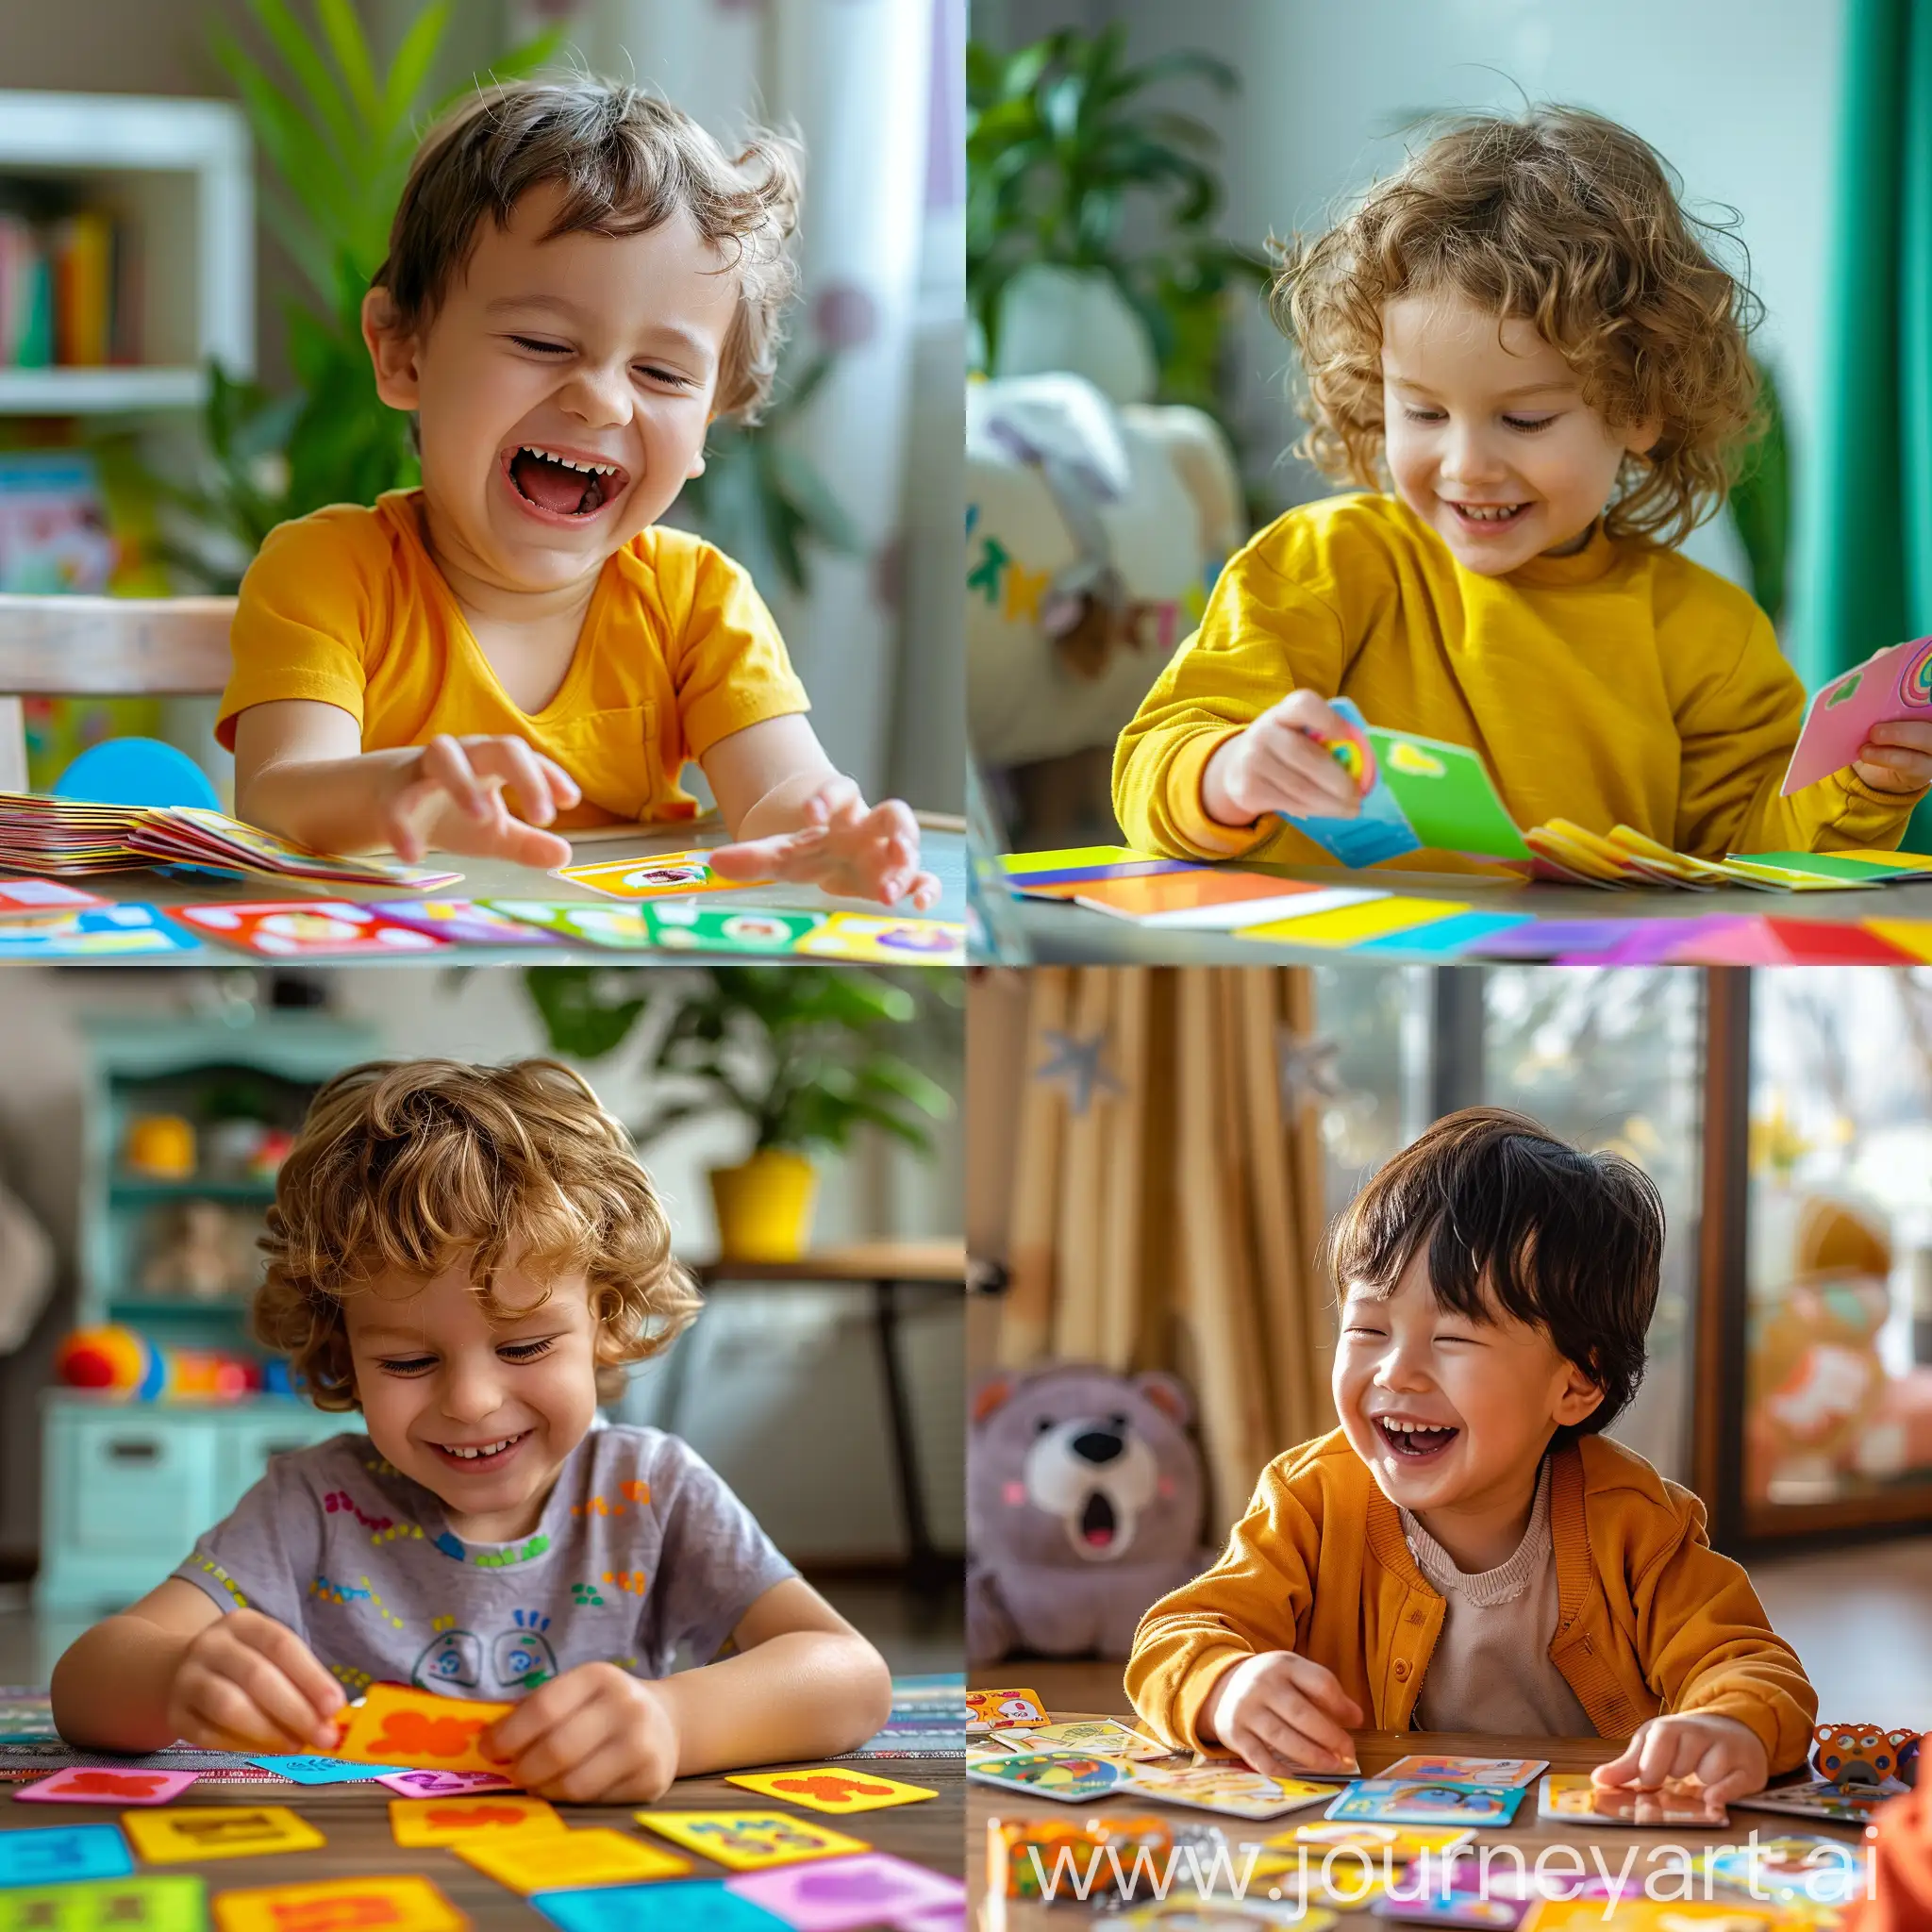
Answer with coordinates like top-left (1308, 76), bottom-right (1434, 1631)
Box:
top-left (1523, 1902), bottom-right (1776, 1932)
top-left (1192, 1746), bottom-right (1359, 1778)
top-left (642, 904), bottom-right (825, 953)
top-left (1381, 1756), bottom-right (1548, 1790)
top-left (1535, 1774), bottom-right (1726, 1828)
top-left (1732, 1780), bottom-right (1896, 1825)
top-left (1328, 1781), bottom-right (1524, 1828)
top-left (1381, 1892), bottom-right (1527, 1929)
top-left (1282, 697), bottom-right (1426, 869)
top-left (0, 1823), bottom-right (133, 1887)
top-left (481, 900), bottom-right (658, 947)
top-left (1368, 728), bottom-right (1532, 860)
top-left (965, 1688), bottom-right (1047, 1734)
top-left (633, 1810), bottom-right (869, 1871)
top-left (168, 902), bottom-right (448, 959)
top-left (1127, 1762), bottom-right (1340, 1821)
top-left (1784, 635), bottom-right (1932, 793)
top-left (555, 851), bottom-right (766, 899)
top-left (389, 1792), bottom-right (563, 1845)
top-left (211, 1874), bottom-right (466, 1932)
top-left (724, 1769), bottom-right (937, 1816)
top-left (1064, 870), bottom-right (1379, 929)
top-left (0, 1875), bottom-right (204, 1932)
top-left (793, 912), bottom-right (966, 962)
top-left (457, 1826), bottom-right (691, 1894)
top-left (1704, 1838), bottom-right (1869, 1906)
top-left (120, 1807), bottom-right (323, 1864)
top-left (1274, 1821), bottom-right (1476, 1860)
top-left (333, 1681), bottom-right (512, 1774)
top-left (0, 879), bottom-right (108, 923)
top-left (1238, 895), bottom-right (1467, 947)
top-left (375, 899), bottom-right (565, 945)
top-left (0, 905), bottom-right (203, 959)
top-left (375, 1768), bottom-right (519, 1799)
top-left (13, 1768), bottom-right (200, 1807)
top-left (966, 1751), bottom-right (1141, 1804)
top-left (243, 1755), bottom-right (401, 1785)
top-left (1116, 1906), bottom-right (1334, 1932)
top-left (1466, 919), bottom-right (1635, 960)
top-left (1355, 911), bottom-right (1535, 957)
top-left (1001, 847), bottom-right (1202, 889)
top-left (531, 1879), bottom-right (784, 1932)
top-left (988, 1718), bottom-right (1173, 1761)
top-left (725, 1852), bottom-right (966, 1932)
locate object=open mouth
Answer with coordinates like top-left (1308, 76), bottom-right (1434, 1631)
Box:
top-left (1448, 500), bottom-right (1529, 529)
top-left (1078, 1491), bottom-right (1116, 1548)
top-left (429, 1430), bottom-right (530, 1471)
top-left (1374, 1416), bottom-right (1458, 1461)
top-left (501, 444), bottom-right (628, 521)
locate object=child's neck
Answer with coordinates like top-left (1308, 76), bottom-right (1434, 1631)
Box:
top-left (441, 1480), bottom-right (555, 1547)
top-left (1407, 1456), bottom-right (1546, 1574)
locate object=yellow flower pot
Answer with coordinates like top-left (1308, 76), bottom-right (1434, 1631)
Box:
top-left (708, 1150), bottom-right (818, 1262)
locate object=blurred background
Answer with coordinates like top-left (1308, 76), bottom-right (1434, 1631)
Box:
top-left (0, 0), bottom-right (963, 816)
top-left (966, 0), bottom-right (1930, 853)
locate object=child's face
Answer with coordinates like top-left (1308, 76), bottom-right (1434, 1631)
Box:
top-left (1379, 289), bottom-right (1660, 575)
top-left (1332, 1244), bottom-right (1604, 1524)
top-left (364, 180), bottom-right (739, 594)
top-left (341, 1253), bottom-right (604, 1542)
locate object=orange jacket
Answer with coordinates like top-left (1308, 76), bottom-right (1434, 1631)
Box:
top-left (1125, 1430), bottom-right (1817, 1774)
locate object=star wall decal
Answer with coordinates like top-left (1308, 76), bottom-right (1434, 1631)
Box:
top-left (1034, 1027), bottom-right (1123, 1115)
top-left (1277, 1029), bottom-right (1345, 1116)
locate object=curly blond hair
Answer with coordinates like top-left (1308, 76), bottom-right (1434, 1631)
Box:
top-left (254, 1058), bottom-right (701, 1411)
top-left (1273, 106), bottom-right (1763, 549)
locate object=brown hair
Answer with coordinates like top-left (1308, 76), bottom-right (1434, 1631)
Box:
top-left (372, 78), bottom-right (803, 422)
top-left (254, 1058), bottom-right (702, 1411)
top-left (1327, 1107), bottom-right (1664, 1451)
top-left (1274, 106), bottom-right (1762, 550)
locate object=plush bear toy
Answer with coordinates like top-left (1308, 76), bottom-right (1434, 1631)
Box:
top-left (967, 1361), bottom-right (1208, 1666)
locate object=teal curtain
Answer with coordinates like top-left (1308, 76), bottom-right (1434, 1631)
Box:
top-left (1797, 0), bottom-right (1932, 841)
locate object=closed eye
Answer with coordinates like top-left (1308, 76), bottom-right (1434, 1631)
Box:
top-left (508, 335), bottom-right (569, 356)
top-left (1502, 414), bottom-right (1557, 432)
top-left (498, 1339), bottom-right (557, 1363)
top-left (635, 364), bottom-right (696, 390)
top-left (377, 1356), bottom-right (436, 1375)
top-left (1403, 408), bottom-right (1446, 423)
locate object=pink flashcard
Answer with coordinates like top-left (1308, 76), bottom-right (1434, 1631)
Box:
top-left (14, 1766), bottom-right (201, 1806)
top-left (1783, 635), bottom-right (1932, 793)
top-left (375, 1768), bottom-right (519, 1798)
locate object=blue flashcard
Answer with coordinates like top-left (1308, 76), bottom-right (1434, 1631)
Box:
top-left (0, 906), bottom-right (202, 960)
top-left (1280, 697), bottom-right (1425, 869)
top-left (243, 1754), bottom-right (405, 1784)
top-left (533, 1880), bottom-right (785, 1931)
top-left (1354, 911), bottom-right (1536, 958)
top-left (0, 1823), bottom-right (133, 1887)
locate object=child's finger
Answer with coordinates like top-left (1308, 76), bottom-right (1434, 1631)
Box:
top-left (1631, 1722), bottom-right (1689, 1790)
top-left (235, 1617), bottom-right (346, 1725)
top-left (906, 871), bottom-right (941, 912)
top-left (474, 739), bottom-right (558, 825)
top-left (539, 755), bottom-right (583, 809)
top-left (492, 818), bottom-right (573, 872)
top-left (710, 831), bottom-right (824, 879)
top-left (1249, 1707), bottom-right (1346, 1772)
top-left (422, 736), bottom-right (494, 824)
top-left (1250, 732), bottom-right (1359, 816)
top-left (1271, 1690), bottom-right (1355, 1766)
top-left (1285, 1657), bottom-right (1364, 1730)
top-left (1591, 1733), bottom-right (1645, 1788)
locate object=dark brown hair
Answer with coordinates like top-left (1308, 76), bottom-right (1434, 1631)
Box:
top-left (1274, 105), bottom-right (1762, 550)
top-left (1328, 1106), bottom-right (1664, 1450)
top-left (372, 78), bottom-right (803, 422)
top-left (255, 1058), bottom-right (702, 1410)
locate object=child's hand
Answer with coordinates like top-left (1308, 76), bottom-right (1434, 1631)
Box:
top-left (1202, 691), bottom-right (1366, 827)
top-left (1591, 1712), bottom-right (1769, 1806)
top-left (164, 1607), bottom-right (346, 1755)
top-left (1202, 1649), bottom-right (1364, 1777)
top-left (384, 733), bottom-right (581, 869)
top-left (710, 777), bottom-right (941, 909)
top-left (480, 1662), bottom-right (680, 1804)
top-left (1854, 721), bottom-right (1932, 794)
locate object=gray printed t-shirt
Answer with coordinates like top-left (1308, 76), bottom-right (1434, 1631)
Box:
top-left (171, 1424), bottom-right (796, 1700)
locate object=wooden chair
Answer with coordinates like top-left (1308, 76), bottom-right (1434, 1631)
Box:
top-left (0, 594), bottom-right (236, 792)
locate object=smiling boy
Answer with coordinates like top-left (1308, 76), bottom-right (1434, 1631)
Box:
top-left (1125, 1108), bottom-right (1817, 1804)
top-left (224, 81), bottom-right (935, 908)
top-left (50, 1058), bottom-right (891, 1802)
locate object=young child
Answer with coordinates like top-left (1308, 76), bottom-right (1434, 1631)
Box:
top-left (1113, 107), bottom-right (1931, 868)
top-left (50, 1059), bottom-right (892, 1803)
top-left (225, 79), bottom-right (937, 911)
top-left (1126, 1108), bottom-right (1817, 1802)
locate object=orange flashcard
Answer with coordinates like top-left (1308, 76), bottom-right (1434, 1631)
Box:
top-left (455, 1827), bottom-right (690, 1894)
top-left (389, 1793), bottom-right (563, 1847)
top-left (123, 1807), bottom-right (325, 1863)
top-left (724, 1769), bottom-right (938, 1815)
top-left (212, 1874), bottom-right (466, 1932)
top-left (966, 1689), bottom-right (1048, 1735)
top-left (334, 1682), bottom-right (512, 1775)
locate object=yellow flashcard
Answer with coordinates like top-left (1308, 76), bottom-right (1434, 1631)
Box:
top-left (1239, 898), bottom-right (1471, 946)
top-left (1277, 1821), bottom-right (1475, 1860)
top-left (1867, 918), bottom-right (1932, 962)
top-left (633, 1810), bottom-right (870, 1871)
top-left (724, 1768), bottom-right (938, 1815)
top-left (124, 1807), bottom-right (325, 1864)
top-left (335, 1682), bottom-right (512, 1774)
top-left (455, 1828), bottom-right (690, 1895)
top-left (389, 1793), bottom-right (563, 1847)
top-left (1524, 1902), bottom-right (1775, 1932)
top-left (793, 914), bottom-right (965, 964)
top-left (212, 1874), bottom-right (465, 1932)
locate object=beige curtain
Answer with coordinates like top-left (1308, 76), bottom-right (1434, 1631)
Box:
top-left (972, 967), bottom-right (1337, 1528)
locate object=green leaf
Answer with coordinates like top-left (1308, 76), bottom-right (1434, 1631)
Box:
top-left (244, 0), bottom-right (360, 164)
top-left (382, 0), bottom-right (450, 128)
top-left (524, 968), bottom-right (649, 1061)
top-left (313, 0), bottom-right (383, 129)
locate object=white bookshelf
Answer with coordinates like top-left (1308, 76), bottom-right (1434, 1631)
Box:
top-left (0, 91), bottom-right (253, 413)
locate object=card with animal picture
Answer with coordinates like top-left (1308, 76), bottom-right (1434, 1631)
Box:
top-left (726, 1852), bottom-right (966, 1932)
top-left (967, 1751), bottom-right (1141, 1804)
top-left (0, 878), bottom-right (108, 924)
top-left (375, 1768), bottom-right (520, 1798)
top-left (121, 1807), bottom-right (324, 1863)
top-left (1193, 1746), bottom-right (1362, 1778)
top-left (1128, 1762), bottom-right (1342, 1821)
top-left (554, 851), bottom-right (765, 899)
top-left (13, 1767), bottom-right (200, 1807)
top-left (333, 1680), bottom-right (514, 1774)
top-left (210, 1875), bottom-right (466, 1932)
top-left (1329, 1781), bottom-right (1526, 1827)
top-left (1382, 1756), bottom-right (1549, 1790)
top-left (633, 1810), bottom-right (870, 1871)
top-left (373, 899), bottom-right (564, 946)
top-left (794, 911), bottom-right (966, 963)
top-left (989, 1717), bottom-right (1174, 1761)
top-left (169, 902), bottom-right (447, 958)
top-left (641, 903), bottom-right (825, 954)
top-left (479, 900), bottom-right (657, 948)
top-left (244, 1755), bottom-right (401, 1785)
top-left (724, 1769), bottom-right (937, 1815)
top-left (389, 1792), bottom-right (563, 1845)
top-left (1522, 1903), bottom-right (1777, 1932)
top-left (966, 1688), bottom-right (1049, 1734)
top-left (1732, 1780), bottom-right (1895, 1824)
top-left (1704, 1838), bottom-right (1869, 1906)
top-left (1536, 1774), bottom-right (1727, 1828)
top-left (457, 1825), bottom-right (690, 1894)
top-left (0, 1823), bottom-right (133, 1887)
top-left (0, 905), bottom-right (202, 959)
top-left (0, 1875), bottom-right (204, 1932)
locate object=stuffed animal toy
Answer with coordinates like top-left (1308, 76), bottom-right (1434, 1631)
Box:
top-left (967, 1361), bottom-right (1208, 1665)
top-left (1812, 1724), bottom-right (1923, 1790)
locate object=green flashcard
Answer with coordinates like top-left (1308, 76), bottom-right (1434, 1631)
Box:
top-left (1366, 729), bottom-right (1531, 860)
top-left (477, 901), bottom-right (656, 948)
top-left (0, 1874), bottom-right (207, 1932)
top-left (1731, 850), bottom-right (1924, 881)
top-left (642, 905), bottom-right (826, 954)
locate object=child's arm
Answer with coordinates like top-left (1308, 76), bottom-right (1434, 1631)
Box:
top-left (478, 1576), bottom-right (891, 1804)
top-left (702, 714), bottom-right (940, 909)
top-left (232, 701), bottom-right (580, 869)
top-left (50, 1578), bottom-right (344, 1757)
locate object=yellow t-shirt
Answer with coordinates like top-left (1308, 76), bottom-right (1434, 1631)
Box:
top-left (1112, 491), bottom-right (1918, 866)
top-left (218, 491), bottom-right (810, 830)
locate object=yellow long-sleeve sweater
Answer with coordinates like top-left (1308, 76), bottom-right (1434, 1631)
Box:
top-left (1112, 492), bottom-right (1918, 868)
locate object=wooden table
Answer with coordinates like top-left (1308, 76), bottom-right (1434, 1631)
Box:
top-left (675, 1242), bottom-right (967, 1591)
top-left (0, 1749), bottom-right (963, 1925)
top-left (61, 819), bottom-right (968, 968)
top-left (967, 1670), bottom-right (1867, 1926)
